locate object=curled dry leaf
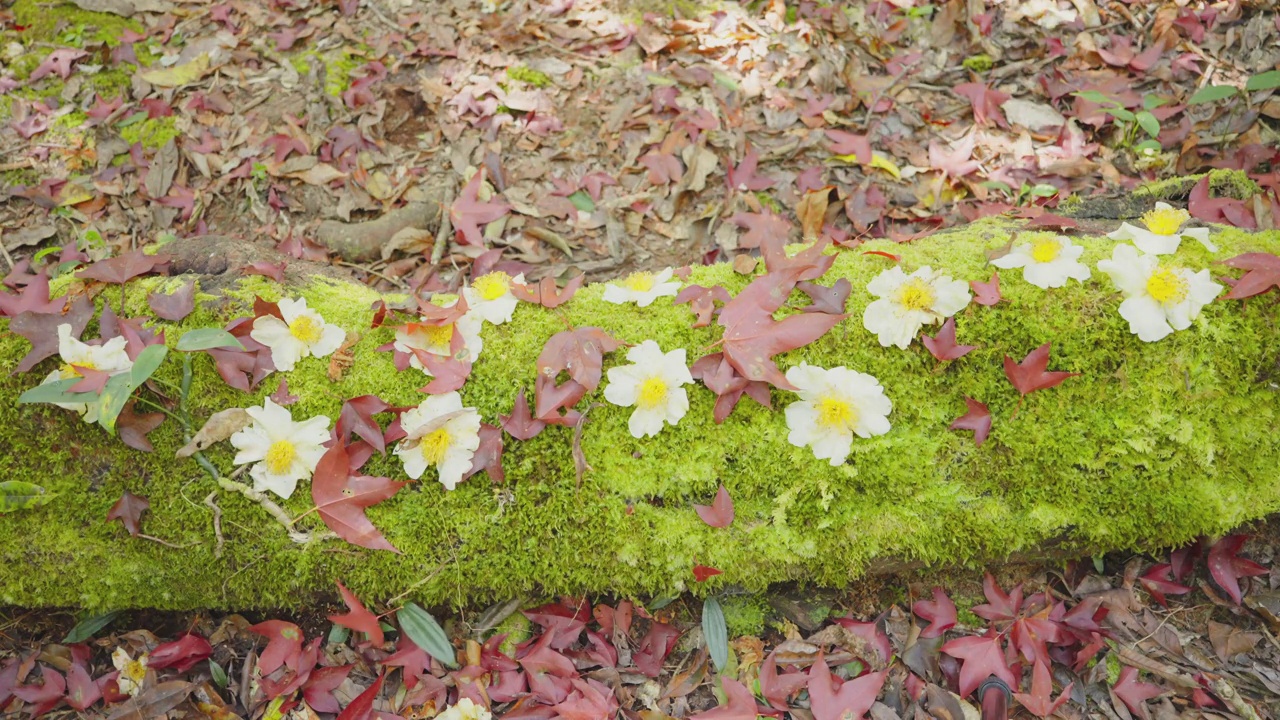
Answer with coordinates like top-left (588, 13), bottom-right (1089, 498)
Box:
top-left (176, 408), bottom-right (252, 458)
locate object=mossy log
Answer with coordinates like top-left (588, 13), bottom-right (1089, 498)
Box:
top-left (2, 219), bottom-right (1279, 611)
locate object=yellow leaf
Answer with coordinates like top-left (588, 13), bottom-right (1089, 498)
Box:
top-left (830, 152), bottom-right (902, 179)
top-left (138, 53), bottom-right (211, 88)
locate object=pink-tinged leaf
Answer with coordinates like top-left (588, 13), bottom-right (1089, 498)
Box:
top-left (953, 82), bottom-right (1010, 128)
top-left (68, 366), bottom-right (112, 394)
top-left (270, 377), bottom-right (299, 406)
top-left (13, 666), bottom-right (66, 716)
top-left (913, 587), bottom-right (957, 638)
top-left (690, 352), bottom-right (772, 424)
top-left (940, 632), bottom-right (1016, 698)
top-left (149, 634), bottom-right (213, 673)
top-left (760, 650), bottom-right (809, 710)
top-left (691, 677), bottom-right (768, 720)
top-left (463, 423), bottom-right (504, 484)
top-left (511, 274), bottom-right (585, 308)
top-left (633, 622), bottom-right (681, 678)
top-left (807, 655), bottom-right (886, 720)
top-left (929, 134), bottom-right (981, 178)
top-left (147, 280), bottom-right (195, 321)
top-left (639, 151), bottom-right (682, 185)
top-left (417, 351), bottom-right (473, 394)
top-left (675, 284), bottom-right (732, 328)
top-left (1218, 252), bottom-right (1280, 300)
top-left (949, 397), bottom-right (992, 447)
top-left (249, 620), bottom-right (305, 675)
top-left (797, 278), bottom-right (851, 314)
top-left (833, 617), bottom-right (892, 666)
top-left (972, 573), bottom-right (1024, 623)
top-left (500, 389), bottom-right (546, 441)
top-left (693, 485), bottom-right (734, 528)
top-left (336, 395), bottom-right (393, 453)
top-left (107, 490), bottom-right (149, 537)
top-left (329, 581), bottom-right (385, 646)
top-left (10, 296), bottom-right (95, 372)
top-left (336, 673), bottom-right (384, 720)
top-left (1139, 563), bottom-right (1192, 607)
top-left (692, 564), bottom-right (722, 582)
top-left (825, 130), bottom-right (872, 162)
top-left (1013, 660), bottom-right (1072, 718)
top-left (312, 444), bottom-right (405, 553)
top-left (1004, 343), bottom-right (1078, 397)
top-left (450, 171), bottom-right (509, 246)
top-left (726, 146), bottom-right (774, 192)
top-left (730, 211), bottom-right (793, 250)
top-left (971, 272), bottom-right (1002, 306)
top-left (29, 48), bottom-right (87, 81)
top-left (76, 250), bottom-right (170, 285)
top-left (245, 260), bottom-right (287, 283)
top-left (1207, 534), bottom-right (1267, 605)
top-left (303, 665), bottom-right (352, 714)
top-left (1112, 666), bottom-right (1163, 716)
top-left (922, 317), bottom-right (976, 362)
top-left (862, 250), bottom-right (900, 262)
top-left (536, 327), bottom-right (621, 392)
top-left (554, 678), bottom-right (619, 720)
top-left (0, 270), bottom-right (64, 317)
top-left (65, 660), bottom-right (101, 711)
top-left (1189, 175), bottom-right (1254, 228)
top-left (718, 269), bottom-right (842, 390)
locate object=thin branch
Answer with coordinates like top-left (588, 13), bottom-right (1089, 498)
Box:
top-left (204, 491), bottom-right (225, 559)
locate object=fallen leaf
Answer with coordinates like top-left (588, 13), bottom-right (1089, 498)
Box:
top-left (138, 53), bottom-right (211, 87)
top-left (1003, 343), bottom-right (1078, 397)
top-left (500, 389), bottom-right (546, 440)
top-left (913, 587), bottom-right (957, 638)
top-left (329, 581), bottom-right (385, 646)
top-left (1207, 534), bottom-right (1267, 605)
top-left (1112, 666), bottom-right (1163, 717)
top-left (921, 317), bottom-right (976, 362)
top-left (176, 408), bottom-right (251, 458)
top-left (693, 485), bottom-right (734, 528)
top-left (1012, 660), bottom-right (1072, 718)
top-left (312, 444), bottom-right (405, 552)
top-left (451, 170), bottom-right (509, 246)
top-left (970, 272), bottom-right (1003, 306)
top-left (106, 490), bottom-right (149, 537)
top-left (692, 565), bottom-right (722, 582)
top-left (949, 397), bottom-right (992, 447)
top-left (147, 281), bottom-right (195, 321)
top-left (940, 632), bottom-right (1016, 698)
top-left (1208, 620), bottom-right (1260, 661)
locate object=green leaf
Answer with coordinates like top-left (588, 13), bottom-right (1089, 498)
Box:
top-left (209, 660), bottom-right (228, 689)
top-left (18, 377), bottom-right (100, 406)
top-left (1142, 95), bottom-right (1170, 110)
top-left (98, 344), bottom-right (168, 435)
top-left (398, 603), bottom-right (458, 669)
top-left (1029, 184), bottom-right (1059, 198)
top-left (1188, 85), bottom-right (1238, 105)
top-left (1135, 111), bottom-right (1161, 138)
top-left (566, 190), bottom-right (595, 213)
top-left (703, 597), bottom-right (728, 672)
top-left (1135, 139), bottom-right (1163, 155)
top-left (63, 610), bottom-right (121, 643)
top-left (1108, 108), bottom-right (1135, 123)
top-left (1246, 70), bottom-right (1280, 92)
top-left (1074, 90), bottom-right (1116, 106)
top-left (1093, 555), bottom-right (1106, 573)
top-left (177, 329), bottom-right (243, 352)
top-left (0, 481), bottom-right (56, 513)
top-left (327, 624), bottom-right (351, 644)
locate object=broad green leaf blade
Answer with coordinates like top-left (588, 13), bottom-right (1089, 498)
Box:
top-left (703, 597), bottom-right (728, 671)
top-left (0, 481), bottom-right (56, 513)
top-left (1109, 108), bottom-right (1135, 122)
top-left (96, 374), bottom-right (138, 435)
top-left (566, 190), bottom-right (596, 213)
top-left (176, 329), bottom-right (244, 352)
top-left (208, 660), bottom-right (228, 689)
top-left (63, 610), bottom-right (121, 642)
top-left (131, 344), bottom-right (169, 382)
top-left (1246, 70), bottom-right (1280, 92)
top-left (18, 378), bottom-right (100, 406)
top-left (1188, 85), bottom-right (1238, 105)
top-left (1135, 111), bottom-right (1160, 138)
top-left (1074, 90), bottom-right (1114, 105)
top-left (399, 603), bottom-right (458, 668)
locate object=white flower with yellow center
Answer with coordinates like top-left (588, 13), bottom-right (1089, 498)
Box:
top-left (1096, 244), bottom-right (1222, 342)
top-left (784, 364), bottom-right (891, 466)
top-left (249, 297), bottom-right (346, 372)
top-left (39, 324), bottom-right (134, 423)
top-left (1107, 202), bottom-right (1217, 255)
top-left (602, 268), bottom-right (681, 307)
top-left (437, 698), bottom-right (492, 720)
top-left (112, 648), bottom-right (148, 697)
top-left (394, 392), bottom-right (482, 490)
top-left (603, 340), bottom-right (693, 438)
top-left (990, 235), bottom-right (1091, 289)
top-left (862, 266), bottom-right (971, 349)
top-left (229, 398), bottom-right (331, 499)
top-left (462, 271), bottom-right (524, 325)
top-left (394, 296), bottom-right (484, 373)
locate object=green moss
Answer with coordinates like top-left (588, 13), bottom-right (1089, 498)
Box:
top-left (962, 55), bottom-right (994, 73)
top-left (11, 0), bottom-right (144, 47)
top-left (506, 66), bottom-right (553, 89)
top-left (119, 116), bottom-right (180, 149)
top-left (721, 595), bottom-right (770, 637)
top-left (320, 48), bottom-right (367, 98)
top-left (1141, 169), bottom-right (1259, 202)
top-left (1, 221), bottom-right (1279, 611)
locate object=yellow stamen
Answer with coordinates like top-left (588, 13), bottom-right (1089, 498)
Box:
top-left (289, 315), bottom-right (323, 344)
top-left (121, 659), bottom-right (146, 684)
top-left (59, 359), bottom-right (98, 378)
top-left (1146, 267), bottom-right (1189, 305)
top-left (817, 396), bottom-right (856, 430)
top-left (1030, 238), bottom-right (1061, 263)
top-left (623, 272), bottom-right (655, 293)
top-left (423, 323), bottom-right (454, 351)
top-left (419, 428), bottom-right (451, 465)
top-left (1141, 206), bottom-right (1190, 236)
top-left (472, 271), bottom-right (511, 301)
top-left (265, 440), bottom-right (297, 475)
top-left (896, 279), bottom-right (936, 312)
top-left (637, 377), bottom-right (668, 409)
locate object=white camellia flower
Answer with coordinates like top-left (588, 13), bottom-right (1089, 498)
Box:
top-left (1107, 202), bottom-right (1217, 255)
top-left (436, 698), bottom-right (492, 720)
top-left (784, 364), bottom-right (892, 466)
top-left (229, 398), bottom-right (331, 499)
top-left (394, 296), bottom-right (484, 372)
top-left (990, 235), bottom-right (1091, 289)
top-left (862, 266), bottom-right (971, 349)
top-left (250, 297), bottom-right (346, 372)
top-left (112, 648), bottom-right (148, 697)
top-left (602, 268), bottom-right (681, 307)
top-left (39, 324), bottom-right (134, 423)
top-left (603, 340), bottom-right (693, 438)
top-left (1096, 244), bottom-right (1222, 342)
top-left (462, 271), bottom-right (524, 325)
top-left (394, 392), bottom-right (482, 490)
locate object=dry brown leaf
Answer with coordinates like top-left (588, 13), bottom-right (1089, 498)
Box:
top-left (327, 332), bottom-right (360, 382)
top-left (176, 408), bottom-right (251, 458)
top-left (795, 188), bottom-right (832, 241)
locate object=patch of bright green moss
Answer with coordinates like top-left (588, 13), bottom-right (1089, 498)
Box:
top-left (319, 48), bottom-right (367, 98)
top-left (506, 65), bottom-right (552, 89)
top-left (11, 0), bottom-right (144, 47)
top-left (118, 116), bottom-right (180, 149)
top-left (962, 54), bottom-right (994, 73)
top-left (721, 595), bottom-right (770, 638)
top-left (0, 221), bottom-right (1279, 611)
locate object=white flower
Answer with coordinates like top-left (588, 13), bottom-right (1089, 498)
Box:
top-left (784, 364), bottom-right (892, 466)
top-left (249, 297), bottom-right (346, 372)
top-left (862, 266), bottom-right (971, 349)
top-left (602, 268), bottom-right (681, 307)
top-left (394, 297), bottom-right (484, 373)
top-left (39, 324), bottom-right (133, 423)
top-left (990, 235), bottom-right (1091, 289)
top-left (1096, 244), bottom-right (1222, 342)
top-left (603, 340), bottom-right (693, 438)
top-left (1107, 202), bottom-right (1217, 255)
top-left (112, 648), bottom-right (148, 697)
top-left (229, 398), bottom-right (331, 499)
top-left (462, 271), bottom-right (524, 325)
top-left (395, 392), bottom-right (482, 489)
top-left (437, 698), bottom-right (492, 720)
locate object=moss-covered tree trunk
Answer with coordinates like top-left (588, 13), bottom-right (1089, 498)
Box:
top-left (1, 220), bottom-right (1278, 611)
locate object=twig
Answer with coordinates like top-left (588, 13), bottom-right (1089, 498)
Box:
top-left (216, 475), bottom-right (332, 544)
top-left (431, 189), bottom-right (455, 266)
top-left (0, 158), bottom-right (33, 172)
top-left (1113, 644), bottom-right (1198, 689)
top-left (204, 491), bottom-right (225, 559)
top-left (365, 1), bottom-right (404, 32)
top-left (572, 403), bottom-right (602, 490)
top-left (384, 559), bottom-right (450, 608)
top-left (137, 533), bottom-right (197, 549)
top-left (1210, 677), bottom-right (1263, 720)
top-left (0, 239), bottom-right (14, 271)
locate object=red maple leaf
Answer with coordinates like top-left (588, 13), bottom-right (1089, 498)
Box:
top-left (759, 650), bottom-right (809, 710)
top-left (692, 564), bottom-right (722, 582)
top-left (76, 250), bottom-right (170, 285)
top-left (106, 490), bottom-right (149, 537)
top-left (537, 327), bottom-right (621, 392)
top-left (1189, 175), bottom-right (1255, 228)
top-left (972, 573), bottom-right (1024, 623)
top-left (148, 634), bottom-right (213, 674)
top-left (940, 632), bottom-right (1016, 698)
top-left (693, 484), bottom-right (734, 528)
top-left (512, 274), bottom-right (585, 308)
top-left (825, 129), bottom-right (873, 163)
top-left (717, 270), bottom-right (843, 389)
top-left (1010, 605), bottom-right (1064, 666)
top-left (1139, 563), bottom-right (1192, 607)
top-left (1112, 666), bottom-right (1163, 718)
top-left (500, 389), bottom-right (546, 440)
top-left (726, 146), bottom-right (774, 192)
top-left (65, 659), bottom-right (100, 711)
top-left (1218, 252), bottom-right (1280, 299)
top-left (730, 211), bottom-right (793, 250)
top-left (249, 620), bottom-right (305, 675)
top-left (949, 397), bottom-right (992, 447)
top-left (462, 423), bottom-right (505, 484)
top-left (970, 271), bottom-right (1002, 306)
top-left (675, 284), bottom-right (732, 328)
top-left (913, 587), bottom-right (957, 638)
top-left (117, 401), bottom-right (165, 452)
top-left (1014, 660), bottom-right (1073, 718)
top-left (303, 665), bottom-right (353, 713)
top-left (0, 271), bottom-right (68, 317)
top-left (921, 317), bottom-right (976, 362)
top-left (807, 655), bottom-right (886, 720)
top-left (1003, 343), bottom-right (1078, 397)
top-left (245, 260), bottom-right (287, 283)
top-left (519, 629), bottom-right (577, 704)
top-left (335, 395), bottom-right (395, 453)
top-left (336, 673), bottom-right (384, 720)
top-left (147, 280), bottom-right (195, 321)
top-left (11, 296), bottom-right (95, 372)
top-left (633, 622), bottom-right (680, 678)
top-left (12, 666), bottom-right (65, 716)
top-left (29, 48), bottom-right (87, 81)
top-left (554, 678), bottom-right (618, 720)
top-left (329, 581), bottom-right (384, 646)
top-left (690, 352), bottom-right (772, 423)
top-left (1207, 534), bottom-right (1267, 605)
top-left (797, 278), bottom-right (851, 314)
top-left (311, 444), bottom-right (406, 553)
top-left (953, 82), bottom-right (1010, 128)
top-left (692, 677), bottom-right (771, 720)
top-left (639, 151), bottom-right (682, 185)
top-left (450, 170), bottom-right (509, 246)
